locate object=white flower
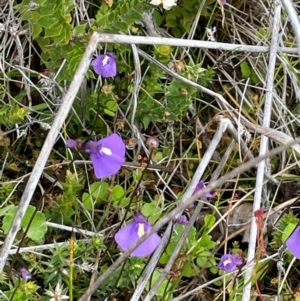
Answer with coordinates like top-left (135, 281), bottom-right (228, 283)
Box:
top-left (45, 283), bottom-right (69, 301)
top-left (150, 0), bottom-right (161, 4)
top-left (150, 0), bottom-right (177, 10)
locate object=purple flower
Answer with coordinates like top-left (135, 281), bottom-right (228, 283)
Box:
top-left (92, 52), bottom-right (117, 78)
top-left (66, 139), bottom-right (82, 148)
top-left (84, 134), bottom-right (125, 179)
top-left (218, 254), bottom-right (243, 272)
top-left (66, 134), bottom-right (125, 179)
top-left (193, 181), bottom-right (213, 198)
top-left (286, 226), bottom-right (300, 259)
top-left (114, 213), bottom-right (161, 257)
top-left (173, 215), bottom-right (188, 225)
top-left (18, 267), bottom-right (32, 281)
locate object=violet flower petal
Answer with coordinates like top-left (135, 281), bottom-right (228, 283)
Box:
top-left (231, 254), bottom-right (243, 265)
top-left (193, 180), bottom-right (213, 198)
top-left (92, 52), bottom-right (117, 78)
top-left (115, 214), bottom-right (161, 257)
top-left (90, 133), bottom-right (125, 179)
top-left (218, 254), bottom-right (239, 272)
top-left (173, 215), bottom-right (188, 225)
top-left (66, 139), bottom-right (78, 148)
top-left (286, 226), bottom-right (300, 259)
top-left (84, 141), bottom-right (99, 153)
top-left (18, 267), bottom-right (32, 281)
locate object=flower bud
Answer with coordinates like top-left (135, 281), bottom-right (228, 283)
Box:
top-left (66, 139), bottom-right (77, 148)
top-left (18, 267), bottom-right (32, 281)
top-left (173, 215), bottom-right (188, 225)
top-left (146, 136), bottom-right (159, 149)
top-left (66, 139), bottom-right (83, 149)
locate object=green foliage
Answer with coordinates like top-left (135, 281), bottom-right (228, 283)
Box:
top-left (164, 0), bottom-right (216, 37)
top-left (82, 181), bottom-right (109, 210)
top-left (50, 171), bottom-right (83, 223)
top-left (19, 0), bottom-right (90, 82)
top-left (2, 205), bottom-right (47, 243)
top-left (20, 0), bottom-right (74, 43)
top-left (94, 0), bottom-right (151, 32)
top-left (270, 212), bottom-right (298, 249)
top-left (239, 60), bottom-right (260, 84)
top-left (0, 183), bottom-right (14, 202)
top-left (4, 281), bottom-right (40, 301)
top-left (136, 62), bottom-right (213, 128)
top-left (145, 270), bottom-right (170, 297)
top-left (42, 241), bottom-right (71, 285)
top-left (160, 225), bottom-right (216, 277)
top-left (255, 28), bottom-right (271, 40)
top-left (141, 197), bottom-right (162, 224)
top-left (82, 181), bottom-right (131, 209)
top-left (0, 105), bottom-right (28, 128)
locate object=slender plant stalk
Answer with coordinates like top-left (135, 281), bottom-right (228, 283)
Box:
top-left (69, 230), bottom-right (74, 301)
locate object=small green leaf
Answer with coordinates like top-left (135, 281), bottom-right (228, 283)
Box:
top-left (73, 23), bottom-right (87, 35)
top-left (141, 202), bottom-right (155, 217)
top-left (25, 211), bottom-right (47, 242)
top-left (2, 205), bottom-right (47, 242)
top-left (44, 25), bottom-right (63, 38)
top-left (113, 197), bottom-right (130, 207)
top-left (153, 10), bottom-right (164, 27)
top-left (37, 16), bottom-right (59, 29)
top-left (0, 205), bottom-right (14, 217)
top-left (111, 185), bottom-right (124, 201)
top-left (145, 270), bottom-right (169, 296)
top-left (22, 10), bottom-right (40, 22)
top-left (53, 27), bottom-right (71, 44)
top-left (106, 100), bottom-right (117, 112)
top-left (251, 72), bottom-right (260, 84)
top-left (90, 182), bottom-right (109, 200)
top-left (282, 223), bottom-right (297, 242)
top-left (165, 19), bottom-right (178, 28)
top-left (141, 115), bottom-right (151, 129)
top-left (182, 262), bottom-right (197, 277)
top-left (198, 233), bottom-right (216, 249)
top-left (39, 3), bottom-right (57, 16)
top-left (204, 214), bottom-right (216, 229)
top-left (256, 28), bottom-right (267, 40)
top-left (35, 36), bottom-right (50, 53)
top-left (141, 202), bottom-right (161, 224)
top-left (240, 61), bottom-right (251, 78)
top-left (104, 109), bottom-right (115, 116)
top-left (196, 251), bottom-right (212, 267)
top-left (82, 192), bottom-right (94, 211)
top-left (34, 0), bottom-right (49, 6)
top-left (32, 24), bottom-right (43, 40)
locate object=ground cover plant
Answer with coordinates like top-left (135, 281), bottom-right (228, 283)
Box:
top-left (1, 0), bottom-right (300, 300)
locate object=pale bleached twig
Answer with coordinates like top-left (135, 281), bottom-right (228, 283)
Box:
top-left (46, 222), bottom-right (98, 237)
top-left (281, 0), bottom-right (300, 57)
top-left (242, 4), bottom-right (281, 301)
top-left (241, 119), bottom-right (300, 155)
top-left (8, 240), bottom-right (88, 255)
top-left (94, 33), bottom-right (297, 54)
